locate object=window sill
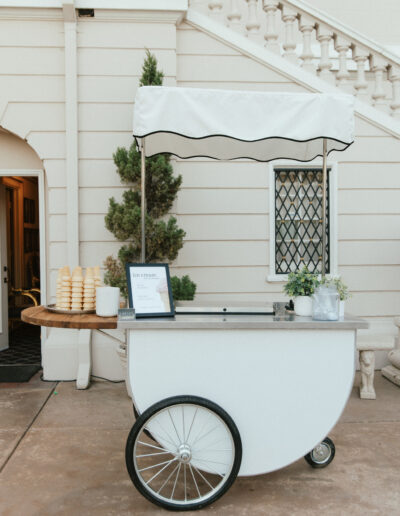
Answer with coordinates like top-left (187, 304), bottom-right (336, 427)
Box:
top-left (267, 274), bottom-right (288, 283)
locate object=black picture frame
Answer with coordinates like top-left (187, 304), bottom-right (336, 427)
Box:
top-left (125, 263), bottom-right (175, 318)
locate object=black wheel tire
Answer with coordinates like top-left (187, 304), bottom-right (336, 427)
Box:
top-left (125, 395), bottom-right (242, 511)
top-left (304, 437), bottom-right (335, 468)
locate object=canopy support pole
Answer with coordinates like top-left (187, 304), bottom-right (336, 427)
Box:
top-left (140, 140), bottom-right (146, 263)
top-left (321, 138), bottom-right (327, 279)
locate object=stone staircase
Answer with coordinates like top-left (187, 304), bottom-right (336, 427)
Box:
top-left (188, 0), bottom-right (400, 131)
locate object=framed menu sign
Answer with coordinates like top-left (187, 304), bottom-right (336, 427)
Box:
top-left (126, 263), bottom-right (175, 318)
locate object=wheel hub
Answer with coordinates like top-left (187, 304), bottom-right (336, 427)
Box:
top-left (177, 444), bottom-right (192, 463)
top-left (312, 443), bottom-right (330, 463)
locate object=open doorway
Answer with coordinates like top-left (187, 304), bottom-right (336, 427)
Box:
top-left (0, 176), bottom-right (41, 369)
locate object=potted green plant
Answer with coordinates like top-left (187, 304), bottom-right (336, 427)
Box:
top-left (283, 266), bottom-right (319, 316)
top-left (321, 276), bottom-right (351, 317)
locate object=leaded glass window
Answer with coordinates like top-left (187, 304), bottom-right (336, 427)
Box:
top-left (274, 168), bottom-right (330, 275)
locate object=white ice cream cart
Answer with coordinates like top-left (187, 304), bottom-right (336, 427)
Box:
top-left (119, 86), bottom-right (367, 511)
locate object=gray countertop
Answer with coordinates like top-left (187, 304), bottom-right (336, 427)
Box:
top-left (117, 313), bottom-right (368, 331)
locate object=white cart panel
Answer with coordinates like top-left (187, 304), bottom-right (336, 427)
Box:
top-left (127, 328), bottom-right (355, 476)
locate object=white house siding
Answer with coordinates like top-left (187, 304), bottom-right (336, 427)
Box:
top-left (0, 9), bottom-right (65, 306)
top-left (76, 14), bottom-right (178, 279)
top-left (0, 7), bottom-right (398, 377)
top-left (174, 22), bottom-right (400, 355)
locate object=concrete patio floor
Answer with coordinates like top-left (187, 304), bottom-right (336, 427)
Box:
top-left (1, 373), bottom-right (400, 516)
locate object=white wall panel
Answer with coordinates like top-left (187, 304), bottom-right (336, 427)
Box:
top-left (176, 241), bottom-right (268, 267)
top-left (79, 160), bottom-right (121, 188)
top-left (177, 214), bottom-right (269, 240)
top-left (78, 48), bottom-right (176, 76)
top-left (0, 47), bottom-right (64, 75)
top-left (80, 241), bottom-right (127, 268)
top-left (1, 102), bottom-right (65, 138)
top-left (48, 188), bottom-right (67, 215)
top-left (0, 20), bottom-right (64, 47)
top-left (171, 266), bottom-right (282, 294)
top-left (338, 137), bottom-right (400, 162)
top-left (44, 160), bottom-right (67, 188)
top-left (177, 81), bottom-right (307, 92)
top-left (49, 242), bottom-right (68, 269)
top-left (80, 214), bottom-right (114, 241)
top-left (176, 189), bottom-right (268, 214)
top-left (78, 132), bottom-right (133, 159)
top-left (338, 163), bottom-right (400, 189)
top-left (339, 190), bottom-right (400, 214)
top-left (176, 160), bottom-right (269, 188)
top-left (49, 214), bottom-right (67, 242)
top-left (339, 241), bottom-right (400, 265)
top-left (78, 75), bottom-right (176, 103)
top-left (340, 265), bottom-right (400, 291)
top-left (77, 21), bottom-right (176, 49)
top-left (347, 292), bottom-right (400, 317)
top-left (338, 215), bottom-right (400, 240)
top-left (79, 103), bottom-right (133, 132)
top-left (27, 132), bottom-right (65, 159)
top-left (178, 54), bottom-right (292, 82)
top-left (79, 186), bottom-right (125, 214)
top-left (177, 28), bottom-right (240, 55)
top-left (0, 76), bottom-right (64, 102)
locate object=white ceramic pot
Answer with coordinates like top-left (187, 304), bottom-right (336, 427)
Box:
top-left (294, 295), bottom-right (313, 316)
top-left (339, 300), bottom-right (345, 318)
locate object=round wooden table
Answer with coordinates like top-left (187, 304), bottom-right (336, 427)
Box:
top-left (22, 306), bottom-right (119, 389)
top-left (22, 305), bottom-right (117, 329)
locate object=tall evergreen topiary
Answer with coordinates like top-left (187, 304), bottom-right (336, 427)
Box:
top-left (104, 50), bottom-right (196, 302)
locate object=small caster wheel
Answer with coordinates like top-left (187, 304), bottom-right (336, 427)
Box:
top-left (304, 437), bottom-right (335, 468)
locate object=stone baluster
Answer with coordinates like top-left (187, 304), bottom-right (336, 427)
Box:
top-left (352, 46), bottom-right (370, 100)
top-left (227, 0), bottom-right (242, 31)
top-left (316, 24), bottom-right (334, 84)
top-left (334, 36), bottom-right (352, 92)
top-left (282, 6), bottom-right (298, 64)
top-left (299, 15), bottom-right (316, 72)
top-left (389, 66), bottom-right (400, 119)
top-left (263, 0), bottom-right (280, 53)
top-left (246, 0), bottom-right (261, 41)
top-left (208, 1), bottom-right (224, 21)
top-left (370, 55), bottom-right (388, 111)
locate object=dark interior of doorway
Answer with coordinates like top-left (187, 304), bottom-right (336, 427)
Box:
top-left (0, 176), bottom-right (41, 374)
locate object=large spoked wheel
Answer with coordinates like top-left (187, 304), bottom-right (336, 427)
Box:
top-left (125, 395), bottom-right (242, 511)
top-left (304, 437), bottom-right (335, 468)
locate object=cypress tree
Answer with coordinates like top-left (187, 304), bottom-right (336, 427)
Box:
top-left (104, 50), bottom-right (196, 301)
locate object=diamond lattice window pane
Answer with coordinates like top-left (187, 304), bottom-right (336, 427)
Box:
top-left (275, 168), bottom-right (330, 274)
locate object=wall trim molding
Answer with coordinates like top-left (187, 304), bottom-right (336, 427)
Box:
top-left (64, 9), bottom-right (79, 269)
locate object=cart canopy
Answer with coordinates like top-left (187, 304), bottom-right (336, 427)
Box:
top-left (133, 86), bottom-right (354, 162)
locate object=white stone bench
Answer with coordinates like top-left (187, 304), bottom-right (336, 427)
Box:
top-left (357, 334), bottom-right (395, 399)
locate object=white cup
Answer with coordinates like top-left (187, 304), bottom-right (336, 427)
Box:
top-left (96, 287), bottom-right (120, 317)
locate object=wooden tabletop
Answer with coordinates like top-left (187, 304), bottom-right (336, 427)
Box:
top-left (21, 305), bottom-right (117, 330)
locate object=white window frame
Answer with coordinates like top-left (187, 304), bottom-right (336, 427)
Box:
top-left (267, 159), bottom-right (338, 283)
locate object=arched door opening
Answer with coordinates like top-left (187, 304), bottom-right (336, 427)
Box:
top-left (0, 129), bottom-right (45, 381)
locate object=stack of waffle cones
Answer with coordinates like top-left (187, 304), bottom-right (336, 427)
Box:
top-left (56, 266), bottom-right (71, 310)
top-left (55, 265), bottom-right (101, 311)
top-left (71, 267), bottom-right (84, 310)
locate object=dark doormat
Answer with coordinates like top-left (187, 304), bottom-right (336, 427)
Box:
top-left (0, 365), bottom-right (41, 383)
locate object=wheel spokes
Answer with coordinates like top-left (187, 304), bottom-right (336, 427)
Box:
top-left (133, 402), bottom-right (237, 506)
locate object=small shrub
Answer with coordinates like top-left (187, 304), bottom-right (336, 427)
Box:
top-left (283, 266), bottom-right (319, 298)
top-left (170, 275), bottom-right (196, 301)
